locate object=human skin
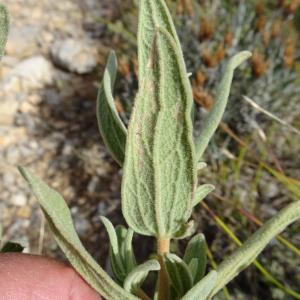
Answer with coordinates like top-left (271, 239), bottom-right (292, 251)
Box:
top-left (0, 253), bottom-right (101, 300)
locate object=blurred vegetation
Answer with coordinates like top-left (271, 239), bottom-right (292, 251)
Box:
top-left (96, 0), bottom-right (300, 299)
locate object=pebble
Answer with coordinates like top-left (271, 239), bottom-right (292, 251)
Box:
top-left (0, 100), bottom-right (19, 125)
top-left (1, 55), bottom-right (53, 92)
top-left (259, 180), bottom-right (280, 199)
top-left (6, 26), bottom-right (39, 57)
top-left (11, 193), bottom-right (27, 206)
top-left (50, 38), bottom-right (98, 74)
top-left (16, 206), bottom-right (31, 218)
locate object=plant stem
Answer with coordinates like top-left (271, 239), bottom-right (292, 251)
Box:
top-left (136, 289), bottom-right (152, 300)
top-left (157, 238), bottom-right (170, 300)
top-left (157, 238), bottom-right (170, 255)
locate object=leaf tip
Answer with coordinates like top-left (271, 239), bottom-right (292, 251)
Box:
top-left (229, 50), bottom-right (252, 70)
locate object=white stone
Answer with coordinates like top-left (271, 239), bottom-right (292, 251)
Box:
top-left (1, 56), bottom-right (53, 93)
top-left (11, 193), bottom-right (27, 206)
top-left (51, 38), bottom-right (97, 74)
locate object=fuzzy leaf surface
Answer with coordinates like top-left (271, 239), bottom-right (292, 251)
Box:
top-left (183, 233), bottom-right (207, 283)
top-left (181, 270), bottom-right (217, 300)
top-left (193, 184), bottom-right (215, 207)
top-left (165, 253), bottom-right (193, 297)
top-left (124, 259), bottom-right (160, 293)
top-left (0, 4), bottom-right (9, 58)
top-left (194, 51), bottom-right (252, 160)
top-left (101, 217), bottom-right (137, 284)
top-left (138, 0), bottom-right (183, 80)
top-left (19, 167), bottom-right (137, 300)
top-left (210, 201), bottom-right (300, 297)
top-left (122, 28), bottom-right (196, 238)
top-left (97, 51), bottom-right (127, 166)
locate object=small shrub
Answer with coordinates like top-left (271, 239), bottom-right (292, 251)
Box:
top-left (3, 1), bottom-right (298, 299)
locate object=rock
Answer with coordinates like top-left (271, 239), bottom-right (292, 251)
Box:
top-left (1, 56), bottom-right (53, 93)
top-left (0, 127), bottom-right (27, 147)
top-left (0, 100), bottom-right (19, 125)
top-left (16, 206), bottom-right (31, 219)
top-left (11, 193), bottom-right (27, 207)
top-left (259, 180), bottom-right (280, 199)
top-left (6, 26), bottom-right (39, 57)
top-left (50, 38), bottom-right (98, 74)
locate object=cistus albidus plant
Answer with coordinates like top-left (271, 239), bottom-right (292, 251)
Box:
top-left (13, 1), bottom-right (300, 299)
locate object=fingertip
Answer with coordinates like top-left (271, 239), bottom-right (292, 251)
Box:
top-left (69, 272), bottom-right (102, 300)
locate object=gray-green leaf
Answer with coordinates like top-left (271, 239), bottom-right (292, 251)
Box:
top-left (138, 0), bottom-right (183, 80)
top-left (210, 201), bottom-right (300, 297)
top-left (122, 27), bottom-right (197, 238)
top-left (181, 270), bottom-right (217, 300)
top-left (183, 233), bottom-right (207, 284)
top-left (124, 259), bottom-right (160, 293)
top-left (0, 3), bottom-right (9, 58)
top-left (173, 220), bottom-right (196, 240)
top-left (119, 226), bottom-right (136, 273)
top-left (193, 184), bottom-right (215, 207)
top-left (97, 50), bottom-right (127, 166)
top-left (165, 253), bottom-right (193, 297)
top-left (194, 51), bottom-right (252, 161)
top-left (19, 167), bottom-right (137, 300)
top-left (197, 162), bottom-right (207, 171)
top-left (101, 217), bottom-right (137, 284)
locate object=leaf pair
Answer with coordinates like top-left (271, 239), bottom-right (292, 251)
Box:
top-left (100, 217), bottom-right (136, 284)
top-left (164, 234), bottom-right (208, 299)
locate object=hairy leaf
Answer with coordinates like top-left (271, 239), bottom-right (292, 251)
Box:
top-left (210, 201), bottom-right (300, 297)
top-left (19, 167), bottom-right (137, 300)
top-left (173, 220), bottom-right (196, 240)
top-left (122, 27), bottom-right (197, 238)
top-left (183, 233), bottom-right (207, 284)
top-left (165, 253), bottom-right (193, 297)
top-left (118, 226), bottom-right (136, 273)
top-left (97, 51), bottom-right (127, 166)
top-left (197, 162), bottom-right (207, 171)
top-left (0, 3), bottom-right (9, 58)
top-left (100, 216), bottom-right (119, 254)
top-left (181, 270), bottom-right (217, 300)
top-left (100, 217), bottom-right (126, 283)
top-left (101, 217), bottom-right (137, 284)
top-left (124, 259), bottom-right (160, 293)
top-left (194, 51), bottom-right (252, 160)
top-left (193, 184), bottom-right (215, 207)
top-left (138, 0), bottom-right (183, 80)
